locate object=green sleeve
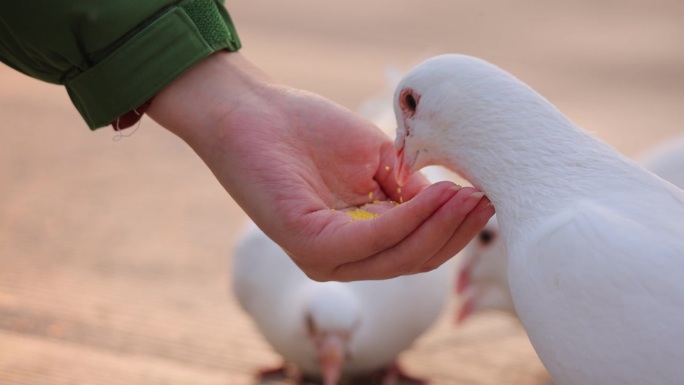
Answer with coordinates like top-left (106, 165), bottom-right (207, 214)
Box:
top-left (0, 0), bottom-right (241, 130)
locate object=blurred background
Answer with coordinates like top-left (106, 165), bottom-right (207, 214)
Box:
top-left (0, 1), bottom-right (682, 384)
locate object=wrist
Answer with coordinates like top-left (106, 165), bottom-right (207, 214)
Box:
top-left (148, 51), bottom-right (276, 143)
top-left (146, 50), bottom-right (290, 219)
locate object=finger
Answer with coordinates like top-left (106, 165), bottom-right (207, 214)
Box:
top-left (330, 187), bottom-right (488, 281)
top-left (293, 182), bottom-right (463, 279)
top-left (414, 196), bottom-right (495, 274)
top-left (316, 182), bottom-right (462, 266)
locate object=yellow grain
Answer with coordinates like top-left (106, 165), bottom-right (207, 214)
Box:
top-left (347, 208), bottom-right (379, 221)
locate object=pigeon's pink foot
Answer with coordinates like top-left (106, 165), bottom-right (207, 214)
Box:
top-left (256, 363), bottom-right (302, 384)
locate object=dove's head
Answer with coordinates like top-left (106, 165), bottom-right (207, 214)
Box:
top-left (455, 215), bottom-right (517, 323)
top-left (456, 216), bottom-right (504, 296)
top-left (304, 283), bottom-right (361, 385)
top-left (393, 54), bottom-right (566, 188)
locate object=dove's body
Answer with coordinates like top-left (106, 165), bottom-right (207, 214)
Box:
top-left (510, 181), bottom-right (684, 385)
top-left (458, 135), bottom-right (684, 323)
top-left (394, 54), bottom-right (684, 385)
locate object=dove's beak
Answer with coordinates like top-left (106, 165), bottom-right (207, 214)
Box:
top-left (317, 333), bottom-right (347, 385)
top-left (456, 264), bottom-right (471, 295)
top-left (455, 265), bottom-right (474, 323)
top-left (455, 296), bottom-right (474, 324)
top-left (395, 139), bottom-right (417, 186)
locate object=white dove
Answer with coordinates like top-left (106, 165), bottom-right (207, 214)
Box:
top-left (455, 214), bottom-right (515, 322)
top-left (393, 54), bottom-right (684, 385)
top-left (456, 135), bottom-right (684, 323)
top-left (231, 217), bottom-right (454, 385)
top-left (635, 134), bottom-right (684, 189)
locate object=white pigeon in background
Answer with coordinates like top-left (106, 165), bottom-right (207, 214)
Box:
top-left (231, 166), bottom-right (455, 385)
top-left (392, 54), bottom-right (684, 385)
top-left (456, 134), bottom-right (684, 323)
top-left (635, 134), bottom-right (684, 188)
top-left (455, 214), bottom-right (516, 322)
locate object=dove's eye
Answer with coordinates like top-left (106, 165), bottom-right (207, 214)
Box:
top-left (405, 93), bottom-right (417, 112)
top-left (478, 229), bottom-right (496, 246)
top-left (399, 89), bottom-right (419, 116)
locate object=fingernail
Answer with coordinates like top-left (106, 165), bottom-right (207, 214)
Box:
top-left (450, 184), bottom-right (463, 191)
top-left (469, 191), bottom-right (485, 199)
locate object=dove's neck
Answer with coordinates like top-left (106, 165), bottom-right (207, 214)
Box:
top-left (444, 113), bottom-right (640, 243)
top-left (303, 282), bottom-right (361, 331)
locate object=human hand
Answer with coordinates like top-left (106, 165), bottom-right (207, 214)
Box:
top-left (148, 52), bottom-right (494, 281)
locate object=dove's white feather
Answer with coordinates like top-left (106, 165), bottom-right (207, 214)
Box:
top-left (517, 198), bottom-right (684, 384)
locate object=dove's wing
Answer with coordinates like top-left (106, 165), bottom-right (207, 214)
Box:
top-left (512, 199), bottom-right (684, 385)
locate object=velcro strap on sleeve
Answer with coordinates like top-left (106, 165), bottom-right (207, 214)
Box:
top-left (66, 0), bottom-right (240, 130)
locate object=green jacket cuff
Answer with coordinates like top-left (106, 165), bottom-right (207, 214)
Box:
top-left (65, 0), bottom-right (241, 130)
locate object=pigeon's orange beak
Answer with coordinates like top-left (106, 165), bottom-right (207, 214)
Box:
top-left (395, 142), bottom-right (413, 186)
top-left (455, 296), bottom-right (474, 324)
top-left (317, 333), bottom-right (347, 385)
top-left (456, 264), bottom-right (471, 295)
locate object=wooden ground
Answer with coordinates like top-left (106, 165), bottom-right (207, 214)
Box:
top-left (1, 1), bottom-right (683, 384)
